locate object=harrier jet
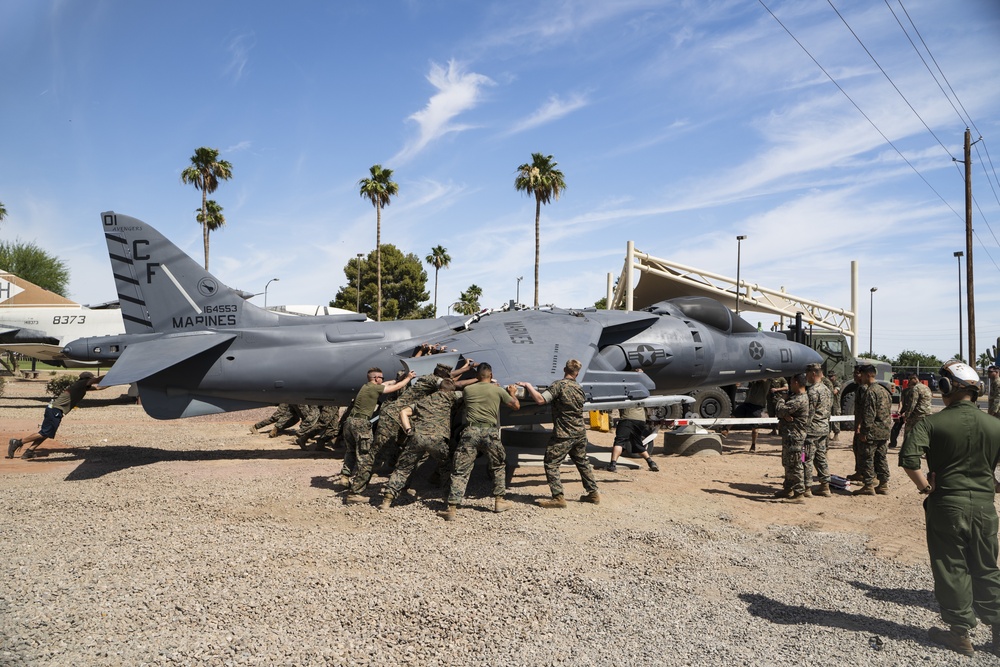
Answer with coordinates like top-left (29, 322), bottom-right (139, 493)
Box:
top-left (63, 212), bottom-right (820, 421)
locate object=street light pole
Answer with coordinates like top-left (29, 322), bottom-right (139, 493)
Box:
top-left (735, 235), bottom-right (747, 316)
top-left (263, 278), bottom-right (279, 309)
top-left (516, 276), bottom-right (523, 305)
top-left (869, 286), bottom-right (877, 356)
top-left (356, 253), bottom-right (364, 313)
top-left (954, 251), bottom-right (964, 361)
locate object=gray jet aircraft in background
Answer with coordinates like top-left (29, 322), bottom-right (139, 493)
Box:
top-left (63, 212), bottom-right (820, 421)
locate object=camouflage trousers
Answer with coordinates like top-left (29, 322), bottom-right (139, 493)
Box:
top-left (858, 438), bottom-right (890, 487)
top-left (348, 414), bottom-right (402, 494)
top-left (254, 404), bottom-right (299, 431)
top-left (831, 400), bottom-right (841, 435)
top-left (544, 434), bottom-right (598, 498)
top-left (804, 432), bottom-right (829, 485)
top-left (372, 413), bottom-right (404, 472)
top-left (341, 417), bottom-right (372, 478)
top-left (383, 432), bottom-right (451, 498)
top-left (781, 437), bottom-right (808, 495)
top-left (448, 426), bottom-right (506, 505)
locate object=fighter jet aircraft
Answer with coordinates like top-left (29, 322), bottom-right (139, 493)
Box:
top-left (63, 212), bottom-right (820, 421)
top-left (0, 271), bottom-right (125, 366)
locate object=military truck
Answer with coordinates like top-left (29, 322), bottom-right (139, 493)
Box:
top-left (781, 325), bottom-right (899, 415)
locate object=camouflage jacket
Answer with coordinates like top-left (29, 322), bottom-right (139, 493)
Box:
top-left (383, 374), bottom-right (442, 422)
top-left (990, 379), bottom-right (1000, 417)
top-left (806, 381), bottom-right (833, 437)
top-left (411, 391), bottom-right (461, 441)
top-left (903, 382), bottom-right (933, 423)
top-left (776, 391), bottom-right (809, 445)
top-left (545, 378), bottom-right (587, 439)
top-left (859, 383), bottom-right (893, 441)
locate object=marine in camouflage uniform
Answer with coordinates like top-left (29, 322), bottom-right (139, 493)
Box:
top-left (519, 360), bottom-right (600, 507)
top-left (849, 367), bottom-right (869, 479)
top-left (340, 368), bottom-right (414, 485)
top-left (775, 374), bottom-right (810, 500)
top-left (766, 376), bottom-right (788, 434)
top-left (804, 365), bottom-right (833, 494)
top-left (988, 366), bottom-right (1000, 418)
top-left (372, 372), bottom-right (444, 472)
top-left (380, 383), bottom-right (462, 507)
top-left (443, 363), bottom-right (521, 519)
top-left (902, 374), bottom-right (933, 440)
top-left (855, 364), bottom-right (893, 494)
top-left (824, 373), bottom-right (841, 437)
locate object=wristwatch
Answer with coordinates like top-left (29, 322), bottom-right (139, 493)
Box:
top-left (919, 484), bottom-right (932, 494)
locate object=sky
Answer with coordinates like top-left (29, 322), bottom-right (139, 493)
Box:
top-left (2, 0), bottom-right (999, 363)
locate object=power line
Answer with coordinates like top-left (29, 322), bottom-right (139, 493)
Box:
top-left (826, 0), bottom-right (956, 159)
top-left (756, 0), bottom-right (965, 222)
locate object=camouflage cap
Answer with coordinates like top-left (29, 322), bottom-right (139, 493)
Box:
top-left (433, 363), bottom-right (453, 378)
top-left (805, 363), bottom-right (822, 372)
top-left (855, 363), bottom-right (876, 373)
top-left (989, 365), bottom-right (999, 372)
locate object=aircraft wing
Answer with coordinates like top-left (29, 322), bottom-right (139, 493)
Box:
top-left (99, 331), bottom-right (237, 386)
top-left (433, 311), bottom-right (657, 402)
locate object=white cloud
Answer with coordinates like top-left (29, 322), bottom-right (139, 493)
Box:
top-left (390, 60), bottom-right (495, 164)
top-left (507, 93), bottom-right (589, 135)
top-left (224, 31), bottom-right (255, 82)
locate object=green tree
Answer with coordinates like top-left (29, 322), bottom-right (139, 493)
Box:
top-left (893, 350), bottom-right (943, 370)
top-left (0, 240), bottom-right (70, 296)
top-left (195, 200), bottom-right (226, 234)
top-left (330, 244), bottom-right (432, 320)
top-left (594, 297), bottom-right (608, 309)
top-left (181, 147), bottom-right (233, 271)
top-left (358, 164), bottom-right (399, 321)
top-left (455, 284), bottom-right (483, 316)
top-left (977, 352), bottom-right (992, 372)
top-left (0, 201), bottom-right (7, 225)
top-left (425, 245), bottom-right (451, 318)
top-left (515, 153), bottom-right (566, 309)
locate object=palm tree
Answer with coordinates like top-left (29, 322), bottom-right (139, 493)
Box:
top-left (455, 284), bottom-right (483, 315)
top-left (515, 153), bottom-right (566, 308)
top-left (195, 200), bottom-right (226, 236)
top-left (358, 164), bottom-right (399, 321)
top-left (0, 201), bottom-right (7, 223)
top-left (181, 147), bottom-right (233, 271)
top-left (425, 245), bottom-right (451, 318)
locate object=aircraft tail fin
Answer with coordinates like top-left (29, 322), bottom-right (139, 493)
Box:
top-left (101, 212), bottom-right (272, 334)
top-left (0, 271), bottom-right (79, 307)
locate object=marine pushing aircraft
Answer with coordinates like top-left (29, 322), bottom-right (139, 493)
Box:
top-left (62, 212), bottom-right (821, 421)
top-left (0, 271), bottom-right (125, 366)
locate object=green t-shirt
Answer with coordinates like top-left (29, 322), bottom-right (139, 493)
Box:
top-left (462, 381), bottom-right (516, 427)
top-left (52, 378), bottom-right (93, 413)
top-left (349, 382), bottom-right (385, 420)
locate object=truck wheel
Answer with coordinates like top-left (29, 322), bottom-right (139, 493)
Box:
top-left (840, 390), bottom-right (856, 430)
top-left (690, 387), bottom-right (732, 419)
top-left (646, 404), bottom-right (684, 421)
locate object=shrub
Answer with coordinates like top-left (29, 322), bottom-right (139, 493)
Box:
top-left (46, 375), bottom-right (77, 397)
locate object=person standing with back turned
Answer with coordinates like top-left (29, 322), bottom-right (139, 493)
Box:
top-left (518, 359), bottom-right (601, 508)
top-left (899, 361), bottom-right (1000, 657)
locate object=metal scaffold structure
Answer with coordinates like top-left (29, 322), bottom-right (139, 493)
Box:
top-left (608, 240), bottom-right (862, 355)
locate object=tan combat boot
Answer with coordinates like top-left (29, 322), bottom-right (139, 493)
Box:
top-left (875, 481), bottom-right (890, 495)
top-left (536, 495), bottom-right (567, 509)
top-left (579, 491), bottom-right (601, 505)
top-left (268, 427), bottom-right (281, 438)
top-left (438, 504), bottom-right (458, 521)
top-left (344, 494), bottom-right (367, 505)
top-left (378, 492), bottom-right (394, 511)
top-left (816, 483), bottom-right (832, 497)
top-left (803, 487), bottom-right (813, 498)
top-left (928, 626), bottom-right (974, 656)
top-left (493, 496), bottom-right (514, 513)
top-left (781, 493), bottom-right (806, 504)
top-left (852, 484), bottom-right (876, 496)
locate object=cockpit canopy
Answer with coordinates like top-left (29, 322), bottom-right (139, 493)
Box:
top-left (644, 296), bottom-right (758, 334)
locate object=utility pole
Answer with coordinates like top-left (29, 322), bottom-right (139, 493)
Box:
top-left (964, 128), bottom-right (976, 366)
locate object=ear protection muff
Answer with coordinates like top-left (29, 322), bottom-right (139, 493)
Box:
top-left (939, 361), bottom-right (982, 396)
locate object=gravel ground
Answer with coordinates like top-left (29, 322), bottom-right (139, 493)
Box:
top-left (1, 378), bottom-right (997, 666)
